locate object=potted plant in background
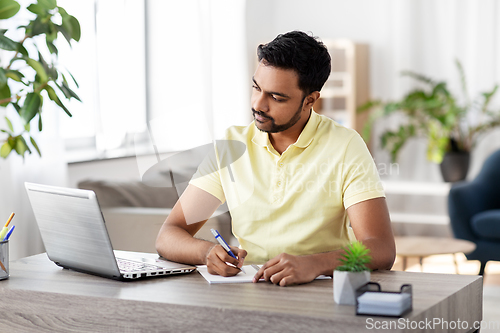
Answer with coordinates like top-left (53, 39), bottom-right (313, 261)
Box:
top-left (334, 241), bottom-right (372, 305)
top-left (0, 0), bottom-right (80, 159)
top-left (359, 60), bottom-right (500, 182)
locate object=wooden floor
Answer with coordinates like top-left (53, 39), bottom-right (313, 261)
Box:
top-left (393, 254), bottom-right (500, 332)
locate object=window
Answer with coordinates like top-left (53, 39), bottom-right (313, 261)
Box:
top-left (58, 0), bottom-right (249, 162)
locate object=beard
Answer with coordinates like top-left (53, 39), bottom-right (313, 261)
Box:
top-left (252, 103), bottom-right (303, 134)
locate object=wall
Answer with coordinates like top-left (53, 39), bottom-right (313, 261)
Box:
top-left (245, 0), bottom-right (500, 237)
top-left (245, 0), bottom-right (500, 182)
top-left (40, 1), bottom-right (500, 250)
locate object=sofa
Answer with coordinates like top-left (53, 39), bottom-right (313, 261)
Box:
top-left (78, 180), bottom-right (234, 253)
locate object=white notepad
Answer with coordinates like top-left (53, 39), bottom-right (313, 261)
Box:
top-left (357, 292), bottom-right (412, 316)
top-left (197, 265), bottom-right (261, 284)
top-left (196, 265), bottom-right (332, 284)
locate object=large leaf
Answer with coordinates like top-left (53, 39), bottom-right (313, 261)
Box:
top-left (0, 0), bottom-right (20, 19)
top-left (38, 0), bottom-right (56, 10)
top-left (57, 6), bottom-right (67, 16)
top-left (27, 3), bottom-right (46, 16)
top-left (20, 92), bottom-right (41, 124)
top-left (15, 42), bottom-right (28, 57)
top-left (12, 102), bottom-right (20, 113)
top-left (432, 82), bottom-right (451, 97)
top-left (46, 39), bottom-right (58, 55)
top-left (481, 84), bottom-right (499, 113)
top-left (357, 99), bottom-right (381, 113)
top-left (0, 67), bottom-right (6, 87)
top-left (46, 21), bottom-right (57, 42)
top-left (58, 6), bottom-right (81, 41)
top-left (45, 84), bottom-right (72, 117)
top-left (0, 142), bottom-right (12, 158)
top-left (56, 23), bottom-right (72, 44)
top-left (69, 15), bottom-right (80, 41)
top-left (57, 81), bottom-right (80, 101)
top-left (401, 70), bottom-right (435, 86)
top-left (30, 136), bottom-right (41, 156)
top-left (0, 83), bottom-right (11, 106)
top-left (427, 121), bottom-right (449, 163)
top-left (14, 136), bottom-right (31, 157)
top-left (38, 51), bottom-right (57, 79)
top-left (5, 69), bottom-right (24, 82)
top-left (0, 34), bottom-right (17, 51)
top-left (26, 58), bottom-right (48, 83)
top-left (4, 116), bottom-right (13, 132)
top-left (64, 71), bottom-right (79, 88)
top-left (27, 17), bottom-right (50, 37)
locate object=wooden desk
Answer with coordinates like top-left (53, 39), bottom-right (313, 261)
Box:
top-left (0, 252), bottom-right (483, 333)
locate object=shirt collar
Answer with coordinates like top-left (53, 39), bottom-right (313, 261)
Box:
top-left (251, 110), bottom-right (320, 149)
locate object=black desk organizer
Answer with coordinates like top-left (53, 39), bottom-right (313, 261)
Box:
top-left (355, 282), bottom-right (413, 317)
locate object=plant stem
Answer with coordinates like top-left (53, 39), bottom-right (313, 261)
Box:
top-left (0, 82), bottom-right (48, 107)
top-left (0, 95), bottom-right (21, 105)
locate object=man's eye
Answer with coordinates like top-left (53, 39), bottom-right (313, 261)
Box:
top-left (272, 95), bottom-right (284, 102)
top-left (252, 85), bottom-right (260, 91)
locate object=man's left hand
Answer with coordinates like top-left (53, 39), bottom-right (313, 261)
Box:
top-left (252, 253), bottom-right (320, 287)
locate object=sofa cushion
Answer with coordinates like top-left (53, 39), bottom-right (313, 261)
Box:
top-left (471, 209), bottom-right (500, 240)
top-left (78, 180), bottom-right (180, 208)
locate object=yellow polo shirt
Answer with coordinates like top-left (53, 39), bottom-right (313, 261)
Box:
top-left (189, 111), bottom-right (385, 263)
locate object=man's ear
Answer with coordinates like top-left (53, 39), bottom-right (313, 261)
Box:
top-left (303, 91), bottom-right (320, 110)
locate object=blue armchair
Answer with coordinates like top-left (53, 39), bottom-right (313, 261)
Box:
top-left (448, 149), bottom-right (500, 275)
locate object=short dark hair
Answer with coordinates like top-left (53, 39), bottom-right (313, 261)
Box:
top-left (257, 31), bottom-right (331, 95)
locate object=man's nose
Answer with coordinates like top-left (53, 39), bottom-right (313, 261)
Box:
top-left (252, 92), bottom-right (269, 113)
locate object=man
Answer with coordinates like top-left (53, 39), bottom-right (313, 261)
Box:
top-left (156, 31), bottom-right (395, 286)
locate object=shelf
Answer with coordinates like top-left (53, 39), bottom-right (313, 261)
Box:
top-left (320, 88), bottom-right (350, 98)
top-left (389, 212), bottom-right (449, 225)
top-left (382, 181), bottom-right (451, 196)
top-left (381, 181), bottom-right (452, 225)
top-left (314, 39), bottom-right (369, 134)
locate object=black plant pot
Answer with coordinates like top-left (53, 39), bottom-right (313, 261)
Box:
top-left (440, 151), bottom-right (470, 182)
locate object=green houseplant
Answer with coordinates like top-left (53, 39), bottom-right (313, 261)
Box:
top-left (0, 0), bottom-right (80, 159)
top-left (334, 242), bottom-right (372, 305)
top-left (359, 60), bottom-right (500, 181)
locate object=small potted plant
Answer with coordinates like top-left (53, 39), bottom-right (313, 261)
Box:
top-left (334, 241), bottom-right (371, 305)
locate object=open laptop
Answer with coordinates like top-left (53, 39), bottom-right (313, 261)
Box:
top-left (25, 182), bottom-right (196, 280)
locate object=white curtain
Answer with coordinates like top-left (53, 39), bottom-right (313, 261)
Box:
top-left (0, 108), bottom-right (67, 261)
top-left (377, 0), bottom-right (500, 181)
top-left (137, 0), bottom-right (249, 176)
top-left (146, 0), bottom-right (248, 147)
top-left (0, 2), bottom-right (68, 260)
top-left (254, 0), bottom-right (500, 180)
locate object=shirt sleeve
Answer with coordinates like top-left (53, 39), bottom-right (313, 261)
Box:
top-left (341, 133), bottom-right (385, 209)
top-left (188, 143), bottom-right (227, 204)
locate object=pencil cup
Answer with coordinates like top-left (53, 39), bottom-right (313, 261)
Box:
top-left (0, 240), bottom-right (9, 280)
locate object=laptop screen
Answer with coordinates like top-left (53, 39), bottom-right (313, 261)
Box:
top-left (25, 182), bottom-right (122, 279)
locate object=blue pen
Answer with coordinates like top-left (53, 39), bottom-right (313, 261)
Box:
top-left (3, 225), bottom-right (14, 241)
top-left (210, 228), bottom-right (245, 273)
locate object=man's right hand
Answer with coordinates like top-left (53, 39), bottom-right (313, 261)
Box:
top-left (206, 245), bottom-right (247, 277)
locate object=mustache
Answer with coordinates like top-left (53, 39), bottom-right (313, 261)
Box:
top-left (252, 109), bottom-right (273, 121)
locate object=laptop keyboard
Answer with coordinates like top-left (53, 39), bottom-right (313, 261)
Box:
top-left (116, 258), bottom-right (163, 273)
